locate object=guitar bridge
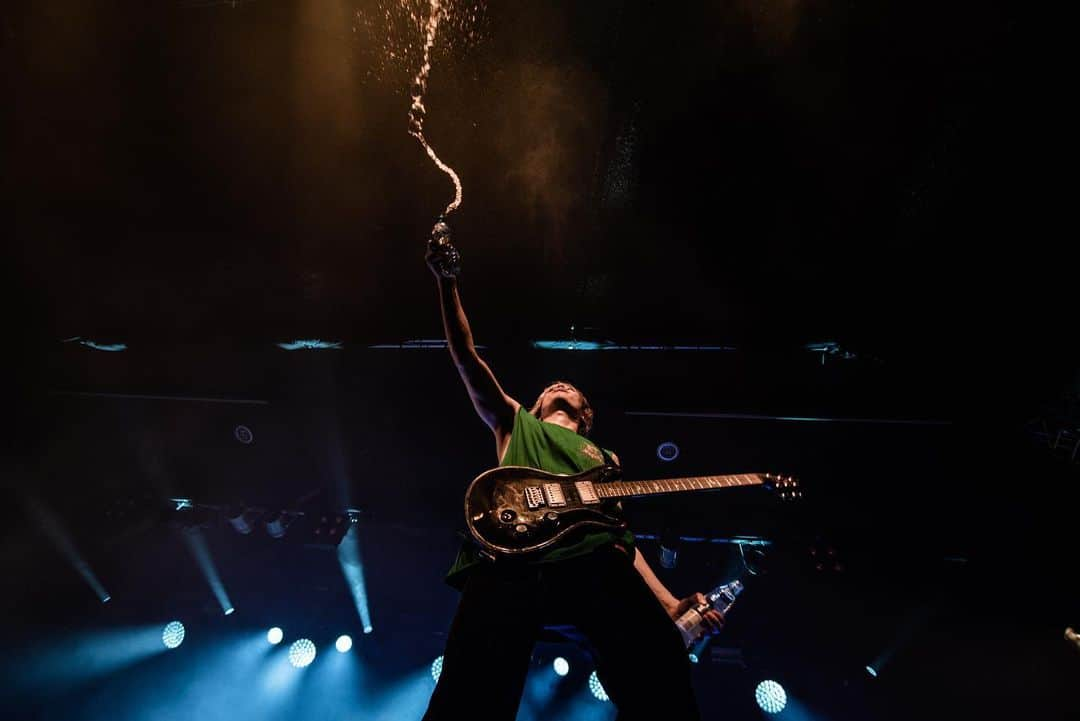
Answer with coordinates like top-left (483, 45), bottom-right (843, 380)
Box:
top-left (542, 483), bottom-right (567, 507)
top-left (524, 486), bottom-right (545, 510)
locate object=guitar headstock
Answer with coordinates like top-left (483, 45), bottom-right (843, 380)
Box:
top-left (762, 473), bottom-right (802, 501)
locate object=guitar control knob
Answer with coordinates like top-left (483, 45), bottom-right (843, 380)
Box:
top-left (514, 524), bottom-right (529, 535)
top-left (544, 512), bottom-right (558, 523)
top-left (499, 510), bottom-right (516, 524)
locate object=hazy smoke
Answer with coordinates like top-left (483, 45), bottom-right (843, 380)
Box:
top-left (494, 62), bottom-right (607, 237)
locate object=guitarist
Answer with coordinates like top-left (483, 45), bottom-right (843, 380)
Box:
top-left (422, 233), bottom-right (723, 721)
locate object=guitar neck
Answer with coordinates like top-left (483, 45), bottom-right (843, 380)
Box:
top-left (594, 473), bottom-right (766, 500)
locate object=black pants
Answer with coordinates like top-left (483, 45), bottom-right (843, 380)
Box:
top-left (423, 545), bottom-right (701, 721)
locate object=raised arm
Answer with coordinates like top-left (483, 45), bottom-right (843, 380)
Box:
top-left (427, 235), bottom-right (520, 450)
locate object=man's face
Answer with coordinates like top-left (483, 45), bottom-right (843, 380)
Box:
top-left (539, 382), bottom-right (585, 417)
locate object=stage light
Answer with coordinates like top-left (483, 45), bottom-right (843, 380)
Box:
top-left (24, 494), bottom-right (111, 603)
top-left (531, 341), bottom-right (737, 352)
top-left (688, 635), bottom-right (710, 664)
top-left (288, 639), bottom-right (316, 668)
top-left (338, 526), bottom-right (373, 638)
top-left (63, 337), bottom-right (127, 352)
top-left (755, 680), bottom-right (787, 714)
top-left (181, 527), bottom-right (234, 616)
top-left (659, 528), bottom-right (680, 569)
top-left (866, 665), bottom-right (878, 677)
top-left (532, 339), bottom-right (613, 351)
top-left (276, 339), bottom-right (342, 350)
top-left (311, 513), bottom-right (351, 547)
top-left (267, 627), bottom-right (284, 645)
top-left (588, 671), bottom-right (609, 702)
top-left (431, 656), bottom-right (444, 683)
top-left (336, 635), bottom-right (353, 653)
top-left (265, 511), bottom-right (295, 539)
top-left (553, 657), bottom-right (569, 676)
top-left (162, 621), bottom-right (185, 649)
top-left (656, 441), bottom-right (680, 462)
top-left (226, 507), bottom-right (260, 535)
top-left (224, 607), bottom-right (235, 616)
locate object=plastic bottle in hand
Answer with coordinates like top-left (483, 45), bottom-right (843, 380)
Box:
top-left (675, 579), bottom-right (743, 648)
top-left (428, 216), bottom-right (461, 278)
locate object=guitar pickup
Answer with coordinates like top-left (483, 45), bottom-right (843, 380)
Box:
top-left (542, 483), bottom-right (567, 507)
top-left (524, 486), bottom-right (545, 510)
top-left (574, 481), bottom-right (600, 505)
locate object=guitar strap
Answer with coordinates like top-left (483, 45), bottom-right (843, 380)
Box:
top-left (598, 446), bottom-right (617, 469)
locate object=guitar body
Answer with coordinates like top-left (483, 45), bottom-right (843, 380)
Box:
top-left (464, 465), bottom-right (626, 557)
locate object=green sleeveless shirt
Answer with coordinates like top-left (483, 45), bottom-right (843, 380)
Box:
top-left (445, 406), bottom-right (636, 589)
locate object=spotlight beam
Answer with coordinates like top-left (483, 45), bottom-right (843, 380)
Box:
top-left (868, 602), bottom-right (936, 677)
top-left (23, 495), bottom-right (111, 602)
top-left (182, 527), bottom-right (234, 615)
top-left (338, 525), bottom-right (373, 633)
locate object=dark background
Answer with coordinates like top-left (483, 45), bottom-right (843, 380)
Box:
top-left (4, 1), bottom-right (1074, 720)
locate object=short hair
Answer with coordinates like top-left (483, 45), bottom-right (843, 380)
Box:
top-left (529, 380), bottom-right (594, 436)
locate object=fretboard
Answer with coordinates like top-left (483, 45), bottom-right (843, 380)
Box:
top-left (594, 473), bottom-right (765, 500)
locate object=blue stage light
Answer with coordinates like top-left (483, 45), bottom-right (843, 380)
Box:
top-left (755, 680), bottom-right (787, 714)
top-left (276, 339), bottom-right (342, 350)
top-left (288, 639), bottom-right (316, 668)
top-left (336, 635), bottom-right (353, 653)
top-left (431, 656), bottom-right (444, 683)
top-left (657, 441), bottom-right (680, 462)
top-left (162, 621), bottom-right (185, 649)
top-left (866, 665), bottom-right (878, 678)
top-left (588, 671), bottom-right (609, 702)
top-left (532, 339), bottom-right (612, 351)
top-left (267, 627), bottom-right (283, 645)
top-left (553, 657), bottom-right (569, 676)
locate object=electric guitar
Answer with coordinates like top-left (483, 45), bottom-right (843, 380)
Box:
top-left (464, 465), bottom-right (799, 558)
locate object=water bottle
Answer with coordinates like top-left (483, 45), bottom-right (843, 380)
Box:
top-left (428, 216), bottom-right (461, 278)
top-left (675, 579), bottom-right (743, 648)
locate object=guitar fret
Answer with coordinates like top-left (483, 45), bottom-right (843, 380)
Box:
top-left (597, 472), bottom-right (766, 499)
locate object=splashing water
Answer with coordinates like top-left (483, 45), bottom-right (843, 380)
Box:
top-left (408, 0), bottom-right (463, 217)
top-left (353, 1), bottom-right (487, 86)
